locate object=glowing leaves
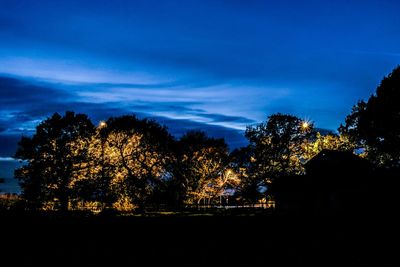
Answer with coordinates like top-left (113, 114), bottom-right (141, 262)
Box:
top-left (14, 112), bottom-right (95, 211)
top-left (94, 115), bottom-right (174, 210)
top-left (175, 131), bottom-right (229, 205)
top-left (245, 113), bottom-right (316, 181)
top-left (302, 132), bottom-right (356, 161)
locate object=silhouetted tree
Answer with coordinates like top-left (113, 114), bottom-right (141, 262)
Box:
top-left (15, 112), bottom-right (95, 211)
top-left (245, 113), bottom-right (315, 184)
top-left (340, 66), bottom-right (400, 167)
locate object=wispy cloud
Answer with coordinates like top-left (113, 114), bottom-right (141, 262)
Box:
top-left (0, 56), bottom-right (168, 84)
top-left (0, 157), bottom-right (17, 162)
top-left (0, 75), bottom-right (272, 131)
top-left (0, 76), bottom-right (256, 154)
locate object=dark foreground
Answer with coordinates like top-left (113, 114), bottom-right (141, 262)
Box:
top-left (0, 211), bottom-right (397, 267)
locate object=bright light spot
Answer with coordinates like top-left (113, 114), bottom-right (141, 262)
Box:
top-left (301, 121), bottom-right (309, 130)
top-left (99, 121), bottom-right (107, 128)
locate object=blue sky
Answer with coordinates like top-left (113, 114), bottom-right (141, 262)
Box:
top-left (0, 0), bottom-right (400, 162)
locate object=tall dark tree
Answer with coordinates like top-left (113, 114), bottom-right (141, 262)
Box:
top-left (245, 113), bottom-right (315, 184)
top-left (15, 112), bottom-right (95, 210)
top-left (340, 66), bottom-right (400, 167)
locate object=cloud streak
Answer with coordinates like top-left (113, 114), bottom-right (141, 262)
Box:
top-left (0, 76), bottom-right (255, 157)
top-left (0, 157), bottom-right (17, 162)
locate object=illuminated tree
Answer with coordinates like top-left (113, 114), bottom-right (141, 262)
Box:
top-left (173, 131), bottom-right (229, 205)
top-left (229, 147), bottom-right (263, 204)
top-left (15, 112), bottom-right (95, 211)
top-left (245, 113), bottom-right (315, 183)
top-left (340, 66), bottom-right (400, 167)
top-left (302, 132), bottom-right (356, 160)
top-left (69, 125), bottom-right (115, 210)
top-left (95, 115), bottom-right (174, 211)
top-left (206, 167), bottom-right (240, 205)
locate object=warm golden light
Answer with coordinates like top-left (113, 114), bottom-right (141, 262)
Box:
top-left (301, 121), bottom-right (309, 129)
top-left (99, 121), bottom-right (107, 128)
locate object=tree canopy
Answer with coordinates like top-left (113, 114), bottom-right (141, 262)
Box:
top-left (340, 66), bottom-right (400, 167)
top-left (173, 131), bottom-right (230, 205)
top-left (13, 63), bottom-right (400, 214)
top-left (15, 112), bottom-right (95, 210)
top-left (98, 115), bottom-right (174, 211)
top-left (245, 113), bottom-right (316, 182)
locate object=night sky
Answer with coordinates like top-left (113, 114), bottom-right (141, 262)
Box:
top-left (1, 0), bottom-right (400, 186)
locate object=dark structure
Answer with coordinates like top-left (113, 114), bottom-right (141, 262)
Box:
top-left (273, 150), bottom-right (373, 215)
top-left (270, 175), bottom-right (309, 214)
top-left (371, 166), bottom-right (400, 214)
top-left (305, 150), bottom-right (372, 214)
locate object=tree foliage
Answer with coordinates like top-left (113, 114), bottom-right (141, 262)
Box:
top-left (103, 116), bottom-right (174, 210)
top-left (10, 105), bottom-right (375, 212)
top-left (340, 66), bottom-right (400, 167)
top-left (229, 147), bottom-right (263, 203)
top-left (15, 112), bottom-right (95, 210)
top-left (14, 113), bottom-right (176, 212)
top-left (303, 133), bottom-right (356, 160)
top-left (77, 115), bottom-right (174, 211)
top-left (245, 113), bottom-right (316, 183)
top-left (173, 131), bottom-right (229, 205)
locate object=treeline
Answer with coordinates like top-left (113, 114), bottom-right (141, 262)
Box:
top-left (13, 66), bottom-right (400, 212)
